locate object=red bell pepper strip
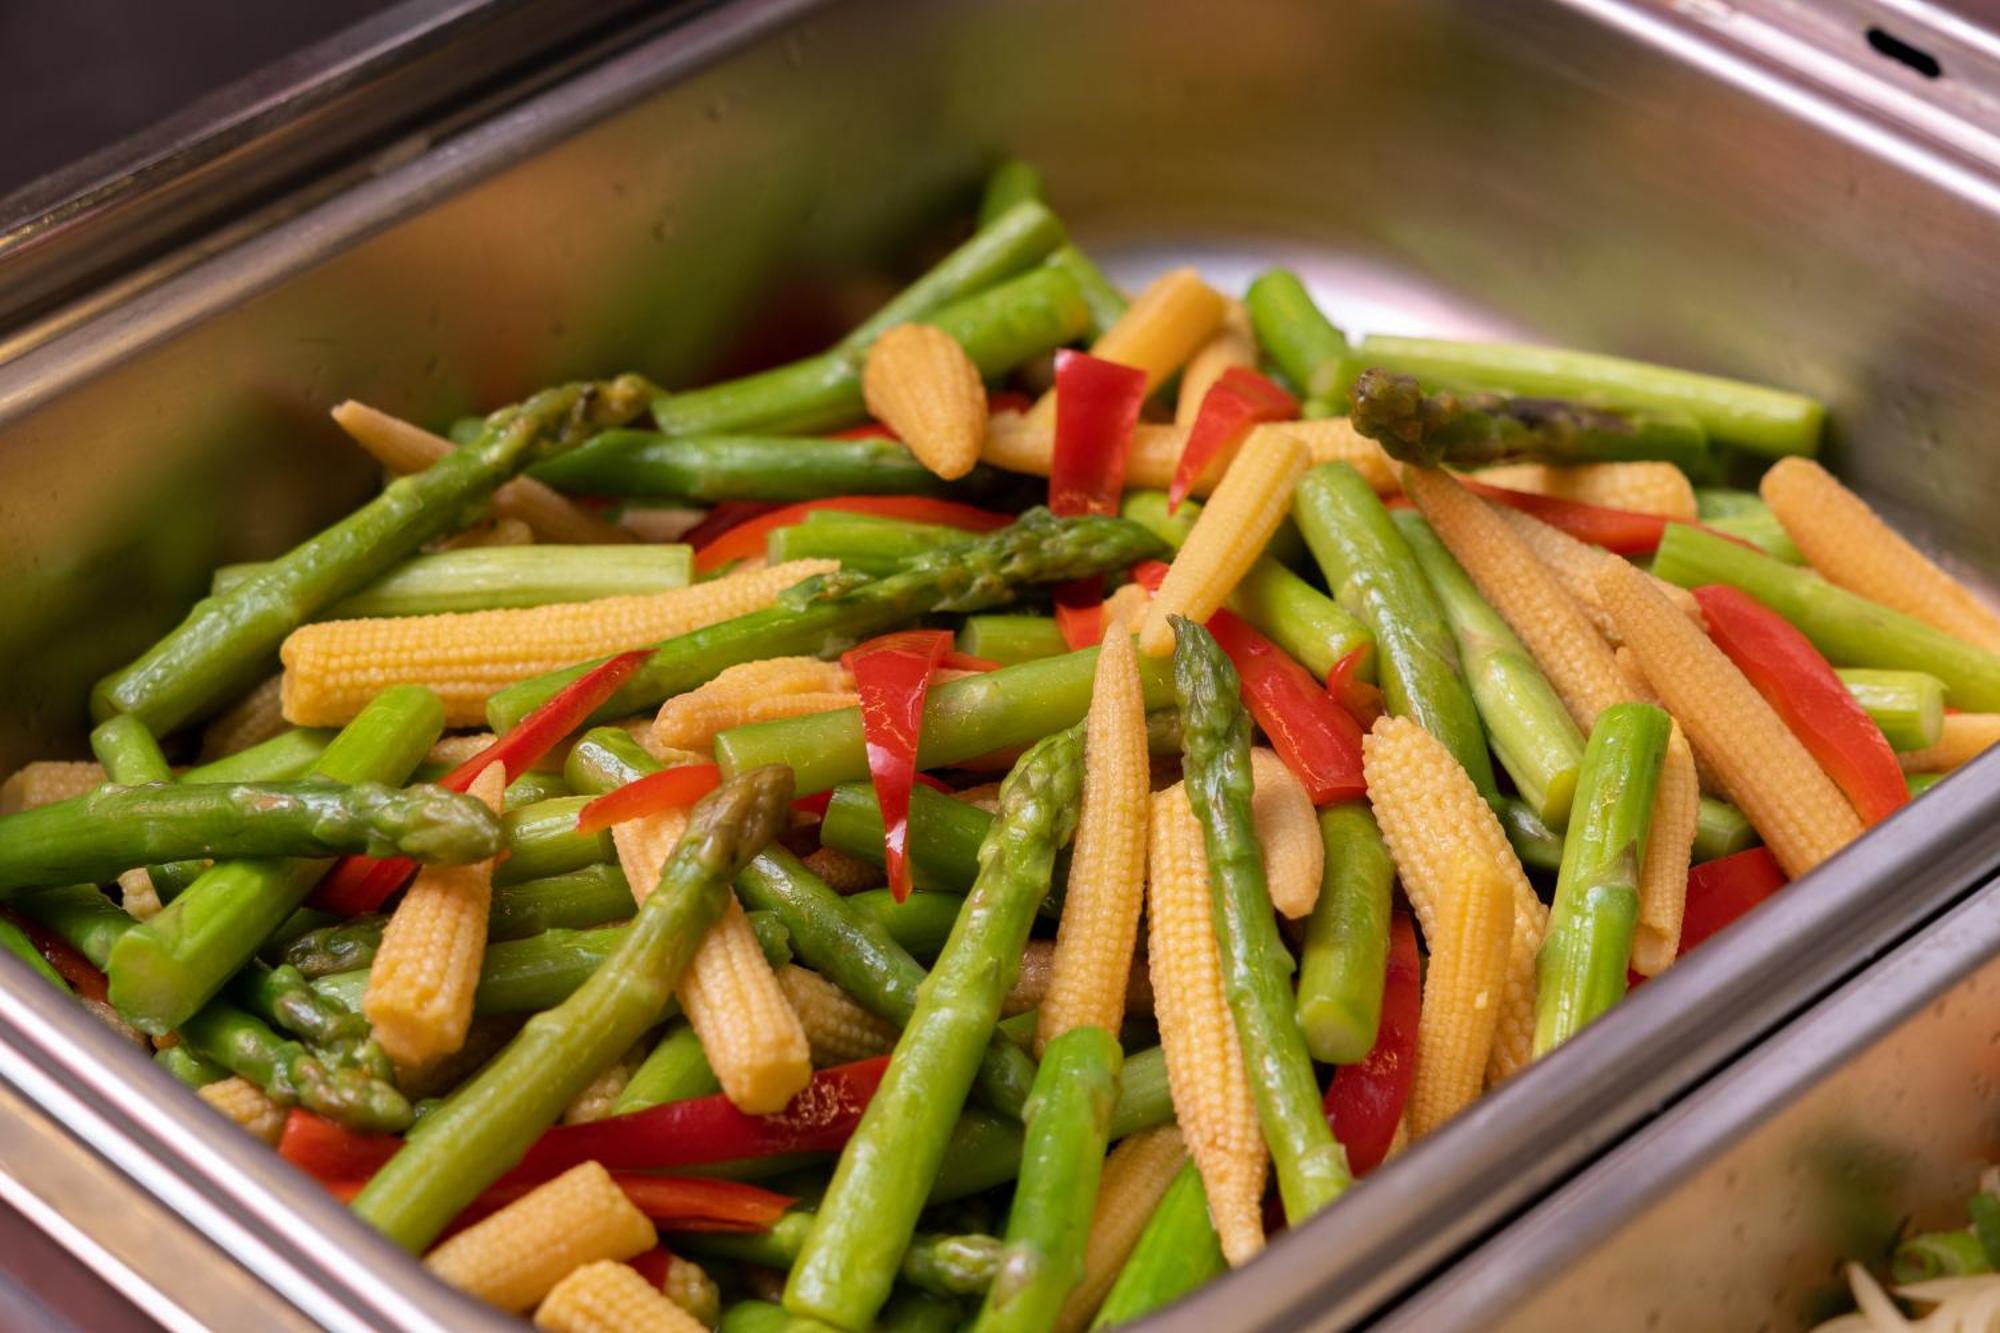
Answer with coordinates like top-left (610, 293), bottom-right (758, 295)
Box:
top-left (279, 1108), bottom-right (404, 1180)
top-left (939, 651), bottom-right (1003, 673)
top-left (1, 909), bottom-right (109, 1004)
top-left (627, 1248), bottom-right (674, 1286)
top-left (1325, 646), bottom-right (1385, 731)
top-left (693, 497), bottom-right (1010, 573)
top-left (511, 1055), bottom-right (890, 1181)
top-left (682, 500), bottom-right (783, 551)
top-left (987, 390), bottom-right (1034, 416)
top-left (310, 650), bottom-right (651, 915)
top-left (1692, 584), bottom-right (1909, 825)
top-left (1458, 481), bottom-right (1672, 556)
top-left (1168, 367), bottom-right (1298, 512)
top-left (1049, 351), bottom-right (1147, 650)
top-left (576, 764), bottom-right (722, 836)
top-left (843, 631), bottom-right (954, 901)
top-left (1322, 910), bottom-right (1420, 1176)
top-left (1679, 846), bottom-right (1788, 956)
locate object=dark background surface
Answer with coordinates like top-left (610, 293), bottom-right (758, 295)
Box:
top-left (0, 0), bottom-right (399, 199)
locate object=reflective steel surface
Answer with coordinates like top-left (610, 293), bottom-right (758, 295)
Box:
top-left (0, 0), bottom-right (1997, 1326)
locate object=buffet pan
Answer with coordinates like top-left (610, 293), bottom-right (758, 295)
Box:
top-left (1375, 848), bottom-right (2000, 1332)
top-left (4, 0), bottom-right (2000, 1326)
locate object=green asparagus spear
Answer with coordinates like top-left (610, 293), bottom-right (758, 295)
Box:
top-left (90, 714), bottom-right (207, 903)
top-left (0, 780), bottom-right (496, 896)
top-left (769, 516), bottom-right (965, 577)
top-left (879, 1291), bottom-right (963, 1333)
top-left (1837, 668), bottom-right (1946, 751)
top-left (488, 509), bottom-right (1167, 733)
top-left (716, 639), bottom-right (1176, 796)
top-left (351, 766), bottom-right (794, 1252)
top-left (979, 160), bottom-right (1045, 227)
top-left (720, 1302), bottom-right (837, 1333)
top-left (737, 848), bottom-right (1037, 1119)
top-left (820, 783), bottom-right (996, 893)
top-left (1344, 334), bottom-right (1823, 457)
top-left (680, 1211), bottom-right (1003, 1299)
top-left (956, 615), bottom-right (1070, 666)
top-left (1042, 245), bottom-right (1128, 338)
top-left (1350, 368), bottom-right (1709, 474)
top-left (563, 726), bottom-right (658, 798)
top-left (181, 728), bottom-right (335, 783)
top-left (1245, 269), bottom-right (1350, 404)
top-left (1499, 797), bottom-right (1566, 873)
top-left (0, 916), bottom-right (66, 991)
top-left (610, 1022), bottom-right (719, 1114)
top-left (156, 1043), bottom-right (228, 1089)
top-left (1090, 1162), bottom-right (1227, 1329)
top-left (533, 432), bottom-right (998, 503)
top-left (1651, 524), bottom-right (2000, 709)
top-left (1296, 803), bottom-right (1396, 1064)
top-left (845, 889), bottom-right (963, 962)
top-left (1534, 701), bottom-right (1669, 1057)
top-left (105, 686), bottom-right (444, 1034)
top-left (493, 796), bottom-right (611, 885)
top-left (1692, 505), bottom-right (1804, 564)
top-left (1122, 491), bottom-right (1374, 681)
top-left (1173, 617), bottom-right (1349, 1222)
top-left (1694, 798), bottom-right (1759, 863)
top-left (971, 1025), bottom-right (1121, 1333)
top-left (93, 376), bottom-right (654, 734)
top-left (841, 201), bottom-right (1069, 352)
top-left (211, 545), bottom-right (691, 617)
top-left (653, 254), bottom-right (1084, 438)
top-left (1397, 510), bottom-right (1584, 827)
top-left (785, 727), bottom-right (1083, 1329)
top-left (1295, 463), bottom-right (1497, 796)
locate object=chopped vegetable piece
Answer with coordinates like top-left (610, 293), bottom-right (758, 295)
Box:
top-left (1459, 479), bottom-right (1676, 556)
top-left (1169, 367), bottom-right (1299, 511)
top-left (1678, 847), bottom-right (1788, 956)
top-left (843, 630), bottom-right (955, 902)
top-left (1049, 351), bottom-right (1147, 648)
top-left (577, 766), bottom-right (723, 835)
top-left (1321, 910), bottom-right (1419, 1170)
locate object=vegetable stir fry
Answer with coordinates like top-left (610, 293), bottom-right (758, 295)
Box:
top-left (1815, 1167), bottom-right (2000, 1331)
top-left (3, 159), bottom-right (1997, 1331)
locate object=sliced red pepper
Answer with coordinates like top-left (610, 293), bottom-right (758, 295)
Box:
top-left (682, 500), bottom-right (783, 551)
top-left (1458, 481), bottom-right (1672, 555)
top-left (843, 631), bottom-right (954, 902)
top-left (1692, 584), bottom-right (1908, 825)
top-left (626, 1248), bottom-right (674, 1286)
top-left (310, 650), bottom-right (652, 915)
top-left (830, 421), bottom-right (899, 441)
top-left (939, 651), bottom-right (1003, 673)
top-left (1, 909), bottom-right (108, 1004)
top-left (987, 390), bottom-right (1035, 416)
top-left (1049, 351), bottom-right (1147, 649)
top-left (1679, 846), bottom-right (1788, 956)
top-left (511, 1056), bottom-right (889, 1181)
top-left (792, 791), bottom-right (836, 818)
top-left (576, 764), bottom-right (722, 836)
top-left (694, 497), bottom-right (1009, 573)
top-left (1168, 367), bottom-right (1298, 512)
top-left (1325, 646), bottom-right (1385, 732)
top-left (279, 1108), bottom-right (404, 1180)
top-left (1323, 910), bottom-right (1420, 1175)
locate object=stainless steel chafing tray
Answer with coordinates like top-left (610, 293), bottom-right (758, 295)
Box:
top-left (1376, 861), bottom-right (2000, 1332)
top-left (4, 0), bottom-right (2000, 1326)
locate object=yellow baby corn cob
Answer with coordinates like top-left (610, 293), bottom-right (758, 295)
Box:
top-left (1898, 712), bottom-right (2000, 773)
top-left (776, 965), bottom-right (900, 1065)
top-left (1273, 419), bottom-right (1400, 493)
top-left (562, 1041), bottom-right (646, 1126)
top-left (364, 763), bottom-right (505, 1070)
top-left (1405, 467), bottom-right (1626, 729)
top-left (1028, 268), bottom-right (1229, 426)
top-left (1764, 457), bottom-right (2000, 654)
top-left (1138, 428), bottom-right (1311, 656)
top-left (1038, 630), bottom-right (1150, 1052)
top-left (952, 781), bottom-right (1003, 813)
top-left (426, 1161), bottom-right (656, 1313)
top-left (1147, 783), bottom-right (1267, 1266)
top-left (118, 869), bottom-right (162, 922)
top-left (1053, 1126), bottom-right (1190, 1333)
top-left (197, 1076), bottom-right (286, 1145)
top-left (1494, 506), bottom-right (1702, 644)
top-left (534, 1260), bottom-right (706, 1333)
top-left (333, 399), bottom-right (631, 546)
top-left (1631, 727), bottom-right (1699, 976)
top-left (0, 760), bottom-right (104, 814)
top-left (862, 323), bottom-right (988, 480)
top-left (1250, 747), bottom-right (1322, 920)
top-left (1100, 582), bottom-right (1153, 638)
top-left (1175, 306), bottom-right (1258, 427)
top-left (280, 559), bottom-right (837, 727)
top-left (1471, 462), bottom-right (1697, 520)
top-left (1597, 560), bottom-right (1863, 877)
top-left (799, 845), bottom-right (879, 893)
top-left (1407, 848), bottom-right (1514, 1138)
top-left (982, 414), bottom-right (1190, 487)
top-left (617, 507), bottom-right (706, 544)
top-left (663, 1255), bottom-right (721, 1327)
top-left (651, 657), bottom-right (854, 752)
top-left (1362, 716), bottom-right (1546, 1084)
top-left (199, 674), bottom-right (288, 760)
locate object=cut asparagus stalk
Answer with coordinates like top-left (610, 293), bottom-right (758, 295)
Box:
top-left (1296, 803), bottom-right (1396, 1064)
top-left (1837, 667), bottom-right (1947, 752)
top-left (212, 546), bottom-right (691, 618)
top-left (956, 614), bottom-right (1070, 666)
top-left (531, 433), bottom-right (997, 503)
top-left (1245, 269), bottom-right (1350, 404)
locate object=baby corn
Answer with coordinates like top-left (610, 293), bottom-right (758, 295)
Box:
top-left (1138, 429), bottom-right (1311, 656)
top-left (1363, 716), bottom-right (1546, 1083)
top-left (0, 760), bottom-right (104, 814)
top-left (651, 657), bottom-right (854, 753)
top-left (199, 674), bottom-right (289, 760)
top-left (1495, 507), bottom-right (1701, 644)
top-left (196, 1076), bottom-right (286, 1145)
top-left (799, 845), bottom-right (879, 893)
top-left (425, 1161), bottom-right (656, 1313)
top-left (1053, 1126), bottom-right (1189, 1333)
top-left (1897, 712), bottom-right (2000, 773)
top-left (1147, 783), bottom-right (1267, 1266)
top-left (1764, 457), bottom-right (2000, 654)
top-left (862, 323), bottom-right (988, 480)
top-left (1473, 462), bottom-right (1697, 520)
top-left (1408, 847), bottom-right (1514, 1137)
top-left (534, 1260), bottom-right (706, 1333)
top-left (1250, 747), bottom-right (1323, 919)
top-left (1029, 268), bottom-right (1228, 423)
top-left (281, 560), bottom-right (836, 727)
top-left (365, 762), bottom-right (505, 1070)
top-left (1038, 630), bottom-right (1150, 1052)
top-left (1598, 559), bottom-right (1863, 876)
top-left (776, 964), bottom-right (900, 1065)
top-left (1175, 309), bottom-right (1258, 427)
top-left (1632, 727), bottom-right (1699, 976)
